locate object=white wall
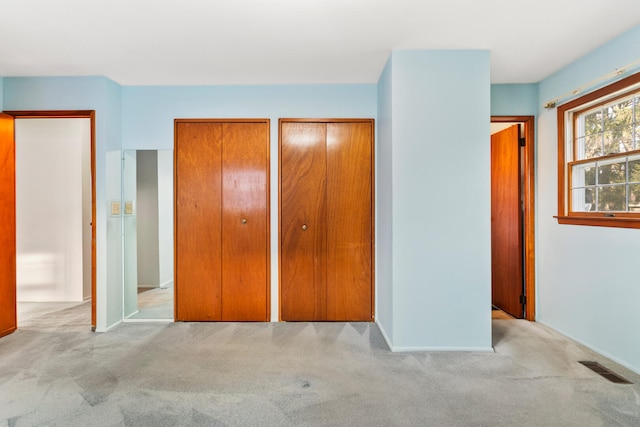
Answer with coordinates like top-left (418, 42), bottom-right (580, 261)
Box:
top-left (15, 118), bottom-right (91, 302)
top-left (536, 26), bottom-right (640, 374)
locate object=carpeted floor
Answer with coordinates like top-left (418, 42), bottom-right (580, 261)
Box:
top-left (2, 302), bottom-right (639, 426)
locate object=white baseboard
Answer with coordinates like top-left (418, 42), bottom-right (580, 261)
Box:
top-left (125, 310), bottom-right (139, 319)
top-left (159, 279), bottom-right (174, 289)
top-left (123, 318), bottom-right (173, 323)
top-left (375, 320), bottom-right (393, 351)
top-left (375, 320), bottom-right (493, 352)
top-left (104, 319), bottom-right (123, 332)
top-left (391, 345), bottom-right (494, 352)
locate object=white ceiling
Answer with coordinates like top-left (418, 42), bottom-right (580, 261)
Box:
top-left (0, 0), bottom-right (638, 86)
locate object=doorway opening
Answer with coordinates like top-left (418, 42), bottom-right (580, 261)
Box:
top-left (490, 116), bottom-right (535, 321)
top-left (5, 111), bottom-right (96, 332)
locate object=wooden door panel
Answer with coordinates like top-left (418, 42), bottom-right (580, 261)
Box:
top-left (0, 114), bottom-right (16, 337)
top-left (175, 123), bottom-right (223, 321)
top-left (326, 122), bottom-right (373, 321)
top-left (491, 125), bottom-right (523, 318)
top-left (221, 122), bottom-right (269, 321)
top-left (280, 122), bottom-right (327, 321)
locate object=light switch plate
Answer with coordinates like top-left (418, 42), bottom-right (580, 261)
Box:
top-left (110, 200), bottom-right (121, 216)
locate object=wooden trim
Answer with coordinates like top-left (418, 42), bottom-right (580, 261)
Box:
top-left (560, 72), bottom-right (640, 112)
top-left (173, 121), bottom-right (178, 322)
top-left (557, 107), bottom-right (567, 218)
top-left (279, 118), bottom-right (374, 123)
top-left (174, 118), bottom-right (271, 123)
top-left (3, 110), bottom-right (97, 330)
top-left (557, 71), bottom-right (640, 224)
top-left (265, 120), bottom-right (272, 321)
top-left (277, 120), bottom-right (283, 322)
top-left (568, 149), bottom-right (640, 166)
top-left (89, 112), bottom-right (96, 331)
top-left (3, 110), bottom-right (95, 119)
top-left (369, 119), bottom-right (376, 321)
top-left (492, 116), bottom-right (536, 321)
top-left (555, 215), bottom-right (640, 229)
top-left (565, 211), bottom-right (640, 218)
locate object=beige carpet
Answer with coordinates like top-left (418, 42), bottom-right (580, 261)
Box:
top-left (3, 302), bottom-right (639, 426)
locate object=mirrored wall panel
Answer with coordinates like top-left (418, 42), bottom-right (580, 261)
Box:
top-left (123, 150), bottom-right (174, 320)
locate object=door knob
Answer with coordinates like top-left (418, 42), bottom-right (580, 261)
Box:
top-left (301, 224), bottom-right (307, 231)
top-left (241, 218), bottom-right (247, 224)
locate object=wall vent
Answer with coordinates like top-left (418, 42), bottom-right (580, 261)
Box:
top-left (579, 361), bottom-right (633, 384)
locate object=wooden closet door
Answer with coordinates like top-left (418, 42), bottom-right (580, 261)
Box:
top-left (0, 114), bottom-right (16, 337)
top-left (326, 122), bottom-right (373, 321)
top-left (280, 122), bottom-right (327, 321)
top-left (175, 122), bottom-right (223, 321)
top-left (221, 122), bottom-right (269, 321)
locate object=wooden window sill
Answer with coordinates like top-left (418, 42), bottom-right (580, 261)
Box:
top-left (555, 215), bottom-right (640, 229)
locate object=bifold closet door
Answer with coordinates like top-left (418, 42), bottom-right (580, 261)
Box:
top-left (221, 122), bottom-right (269, 321)
top-left (175, 120), bottom-right (269, 322)
top-left (280, 123), bottom-right (328, 320)
top-left (280, 119), bottom-right (374, 322)
top-left (175, 123), bottom-right (223, 321)
top-left (326, 123), bottom-right (373, 321)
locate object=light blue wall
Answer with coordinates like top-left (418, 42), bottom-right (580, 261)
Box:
top-left (105, 79), bottom-right (122, 328)
top-left (123, 84), bottom-right (377, 321)
top-left (376, 57), bottom-right (394, 342)
top-left (122, 85), bottom-right (376, 150)
top-left (0, 77), bottom-right (4, 109)
top-left (491, 84), bottom-right (538, 116)
top-left (378, 50), bottom-right (492, 351)
top-left (536, 25), bottom-right (640, 373)
top-left (3, 76), bottom-right (123, 331)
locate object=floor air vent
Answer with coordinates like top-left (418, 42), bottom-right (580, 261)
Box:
top-left (579, 361), bottom-right (633, 384)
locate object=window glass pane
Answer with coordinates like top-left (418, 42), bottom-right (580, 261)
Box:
top-left (604, 125), bottom-right (634, 154)
top-left (603, 100), bottom-right (634, 128)
top-left (571, 187), bottom-right (595, 212)
top-left (583, 110), bottom-right (602, 136)
top-left (597, 160), bottom-right (626, 184)
top-left (597, 185), bottom-right (626, 211)
top-left (582, 134), bottom-right (602, 159)
top-left (630, 157), bottom-right (640, 183)
top-left (629, 184), bottom-right (640, 211)
top-left (572, 162), bottom-right (596, 186)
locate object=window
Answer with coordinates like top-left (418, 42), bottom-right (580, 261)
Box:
top-left (557, 72), bottom-right (640, 229)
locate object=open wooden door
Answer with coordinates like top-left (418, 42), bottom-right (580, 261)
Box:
top-left (0, 113), bottom-right (17, 338)
top-left (491, 124), bottom-right (524, 318)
